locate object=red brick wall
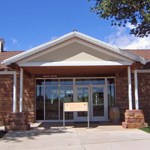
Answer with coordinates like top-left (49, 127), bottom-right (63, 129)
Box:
top-left (0, 73), bottom-right (35, 125)
top-left (23, 74), bottom-right (35, 122)
top-left (138, 73), bottom-right (150, 123)
top-left (115, 71), bottom-right (129, 121)
top-left (116, 71), bottom-right (150, 123)
top-left (0, 75), bottom-right (13, 125)
top-left (0, 70), bottom-right (150, 124)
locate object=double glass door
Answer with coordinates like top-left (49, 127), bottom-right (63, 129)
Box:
top-left (75, 85), bottom-right (107, 122)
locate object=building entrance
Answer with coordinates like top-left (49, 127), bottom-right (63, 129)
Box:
top-left (36, 78), bottom-right (115, 122)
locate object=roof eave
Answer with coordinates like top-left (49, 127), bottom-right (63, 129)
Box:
top-left (2, 31), bottom-right (147, 65)
top-left (2, 32), bottom-right (76, 65)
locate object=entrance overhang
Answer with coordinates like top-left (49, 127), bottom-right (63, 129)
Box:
top-left (18, 61), bottom-right (132, 67)
top-left (22, 66), bottom-right (128, 76)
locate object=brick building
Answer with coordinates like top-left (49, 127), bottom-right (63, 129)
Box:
top-left (0, 32), bottom-right (150, 129)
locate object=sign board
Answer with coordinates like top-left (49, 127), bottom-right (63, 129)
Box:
top-left (64, 102), bottom-right (88, 112)
top-left (63, 102), bottom-right (90, 128)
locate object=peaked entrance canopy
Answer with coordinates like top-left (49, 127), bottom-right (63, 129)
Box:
top-left (2, 31), bottom-right (146, 68)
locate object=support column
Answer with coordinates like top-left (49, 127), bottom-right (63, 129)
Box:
top-left (3, 69), bottom-right (30, 131)
top-left (122, 68), bottom-right (148, 128)
top-left (13, 71), bottom-right (17, 113)
top-left (19, 68), bottom-right (23, 112)
top-left (128, 66), bottom-right (132, 110)
top-left (134, 70), bottom-right (139, 110)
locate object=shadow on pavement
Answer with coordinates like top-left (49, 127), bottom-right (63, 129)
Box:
top-left (1, 121), bottom-right (122, 142)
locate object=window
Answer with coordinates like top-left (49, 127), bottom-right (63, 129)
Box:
top-left (107, 78), bottom-right (115, 107)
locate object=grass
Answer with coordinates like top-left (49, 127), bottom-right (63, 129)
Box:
top-left (0, 130), bottom-right (7, 138)
top-left (140, 127), bottom-right (150, 133)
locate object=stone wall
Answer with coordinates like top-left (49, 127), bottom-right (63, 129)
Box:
top-left (122, 110), bottom-right (148, 128)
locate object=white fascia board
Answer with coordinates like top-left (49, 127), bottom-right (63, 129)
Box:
top-left (137, 69), bottom-right (150, 73)
top-left (0, 71), bottom-right (16, 75)
top-left (2, 31), bottom-right (146, 65)
top-left (19, 61), bottom-right (132, 67)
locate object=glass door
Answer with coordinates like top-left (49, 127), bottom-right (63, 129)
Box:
top-left (75, 86), bottom-right (90, 122)
top-left (75, 85), bottom-right (107, 122)
top-left (91, 86), bottom-right (106, 121)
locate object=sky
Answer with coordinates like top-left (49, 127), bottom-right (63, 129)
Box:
top-left (0, 0), bottom-right (150, 51)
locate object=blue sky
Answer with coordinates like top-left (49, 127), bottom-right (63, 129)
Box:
top-left (0, 0), bottom-right (149, 50)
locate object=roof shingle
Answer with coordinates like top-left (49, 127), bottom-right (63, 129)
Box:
top-left (125, 49), bottom-right (150, 60)
top-left (0, 51), bottom-right (23, 70)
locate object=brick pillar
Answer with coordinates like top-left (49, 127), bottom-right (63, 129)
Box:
top-left (122, 110), bottom-right (148, 128)
top-left (4, 112), bottom-right (30, 131)
top-left (0, 114), bottom-right (4, 126)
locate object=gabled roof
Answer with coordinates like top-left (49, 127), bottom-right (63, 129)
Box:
top-left (0, 51), bottom-right (23, 70)
top-left (125, 50), bottom-right (150, 60)
top-left (1, 31), bottom-right (147, 65)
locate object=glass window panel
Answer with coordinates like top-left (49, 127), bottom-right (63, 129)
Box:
top-left (90, 79), bottom-right (105, 85)
top-left (36, 79), bottom-right (44, 86)
top-left (45, 86), bottom-right (59, 120)
top-left (60, 79), bottom-right (73, 85)
top-left (76, 79), bottom-right (105, 85)
top-left (45, 79), bottom-right (58, 85)
top-left (36, 86), bottom-right (44, 120)
top-left (77, 87), bottom-right (89, 117)
top-left (107, 78), bottom-right (115, 84)
top-left (107, 78), bottom-right (116, 107)
top-left (59, 86), bottom-right (73, 120)
top-left (93, 87), bottom-right (104, 117)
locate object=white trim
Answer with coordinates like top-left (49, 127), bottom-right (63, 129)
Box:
top-left (133, 69), bottom-right (150, 110)
top-left (19, 61), bottom-right (132, 67)
top-left (2, 31), bottom-right (146, 65)
top-left (137, 70), bottom-right (150, 73)
top-left (19, 68), bottom-right (23, 112)
top-left (0, 71), bottom-right (17, 112)
top-left (134, 70), bottom-right (139, 110)
top-left (128, 66), bottom-right (133, 110)
top-left (35, 77), bottom-right (115, 80)
top-left (104, 78), bottom-right (108, 121)
top-left (13, 72), bottom-right (17, 113)
top-left (0, 71), bottom-right (17, 75)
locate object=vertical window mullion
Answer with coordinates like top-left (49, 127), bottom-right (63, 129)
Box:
top-left (44, 79), bottom-right (45, 120)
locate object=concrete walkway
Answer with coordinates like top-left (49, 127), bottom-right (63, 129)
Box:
top-left (0, 124), bottom-right (150, 150)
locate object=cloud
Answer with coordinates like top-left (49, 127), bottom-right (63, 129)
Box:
top-left (11, 38), bottom-right (18, 45)
top-left (105, 25), bottom-right (150, 49)
top-left (50, 36), bottom-right (57, 41)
